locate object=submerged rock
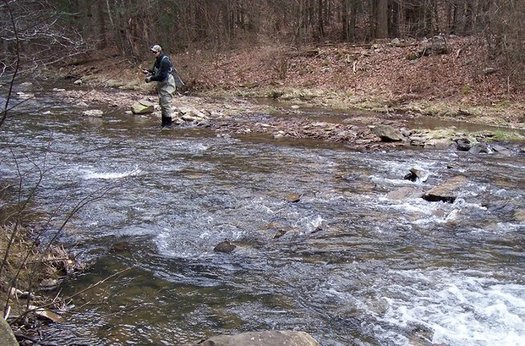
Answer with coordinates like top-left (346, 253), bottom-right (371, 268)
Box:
top-left (195, 331), bottom-right (320, 346)
top-left (28, 304), bottom-right (63, 323)
top-left (82, 109), bottom-right (103, 117)
top-left (387, 186), bottom-right (424, 200)
top-left (214, 241), bottom-right (236, 253)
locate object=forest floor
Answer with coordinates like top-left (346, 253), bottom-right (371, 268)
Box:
top-left (58, 35), bottom-right (525, 133)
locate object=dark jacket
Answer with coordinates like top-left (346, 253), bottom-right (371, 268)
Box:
top-left (149, 53), bottom-right (172, 82)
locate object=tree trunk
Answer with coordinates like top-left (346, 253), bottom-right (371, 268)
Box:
top-left (376, 0), bottom-right (389, 38)
top-left (317, 0), bottom-right (325, 39)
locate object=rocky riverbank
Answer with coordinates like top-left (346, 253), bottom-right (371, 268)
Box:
top-left (48, 35), bottom-right (525, 151)
top-left (0, 183), bottom-right (86, 345)
top-left (53, 82), bottom-right (525, 156)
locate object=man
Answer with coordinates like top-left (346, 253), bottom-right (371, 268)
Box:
top-left (143, 44), bottom-right (176, 128)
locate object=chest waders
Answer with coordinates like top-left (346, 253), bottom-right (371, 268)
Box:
top-left (155, 56), bottom-right (176, 128)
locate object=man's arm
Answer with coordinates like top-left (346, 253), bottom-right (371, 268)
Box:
top-left (149, 58), bottom-right (170, 82)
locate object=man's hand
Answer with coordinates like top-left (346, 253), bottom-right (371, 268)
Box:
top-left (142, 69), bottom-right (150, 75)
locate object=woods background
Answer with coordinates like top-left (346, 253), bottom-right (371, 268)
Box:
top-left (1, 0), bottom-right (524, 83)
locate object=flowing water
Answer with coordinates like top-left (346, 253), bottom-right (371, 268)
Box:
top-left (1, 88), bottom-right (524, 345)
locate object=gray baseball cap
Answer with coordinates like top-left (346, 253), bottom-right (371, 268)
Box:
top-left (150, 44), bottom-right (162, 53)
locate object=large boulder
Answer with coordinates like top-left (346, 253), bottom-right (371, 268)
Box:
top-left (131, 100), bottom-right (155, 115)
top-left (196, 331), bottom-right (319, 346)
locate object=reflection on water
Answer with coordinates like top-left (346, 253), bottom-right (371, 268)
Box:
top-left (0, 92), bottom-right (524, 345)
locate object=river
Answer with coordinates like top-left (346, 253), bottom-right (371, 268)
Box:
top-left (0, 88), bottom-right (524, 345)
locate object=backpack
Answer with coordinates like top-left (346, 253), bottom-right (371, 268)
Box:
top-left (162, 55), bottom-right (185, 89)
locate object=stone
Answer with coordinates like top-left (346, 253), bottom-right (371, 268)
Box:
top-left (418, 35), bottom-right (450, 57)
top-left (214, 241), bottom-right (236, 253)
top-left (514, 209), bottom-right (525, 222)
top-left (131, 100), bottom-right (155, 114)
top-left (273, 229), bottom-right (287, 239)
top-left (0, 317), bottom-right (18, 346)
top-left (469, 142), bottom-right (490, 154)
top-left (286, 193), bottom-right (301, 203)
top-left (455, 138), bottom-right (471, 151)
top-left (387, 187), bottom-right (424, 200)
top-left (179, 107), bottom-right (208, 121)
top-left (19, 81), bottom-right (33, 90)
top-left (40, 278), bottom-right (60, 290)
top-left (196, 331), bottom-right (320, 346)
top-left (423, 176), bottom-right (468, 203)
top-left (16, 92), bottom-right (34, 99)
top-left (425, 138), bottom-right (452, 149)
top-left (491, 144), bottom-right (512, 156)
top-left (28, 304), bottom-right (63, 323)
top-left (483, 67), bottom-right (499, 75)
top-left (372, 125), bottom-right (404, 142)
top-left (82, 109), bottom-right (103, 117)
top-left (404, 166), bottom-right (429, 182)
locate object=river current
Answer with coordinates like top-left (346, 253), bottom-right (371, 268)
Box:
top-left (1, 90), bottom-right (524, 345)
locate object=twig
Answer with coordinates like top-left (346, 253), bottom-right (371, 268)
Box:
top-left (11, 266), bottom-right (132, 325)
top-left (63, 266), bottom-right (133, 301)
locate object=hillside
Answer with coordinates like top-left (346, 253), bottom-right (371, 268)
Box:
top-left (61, 36), bottom-right (524, 129)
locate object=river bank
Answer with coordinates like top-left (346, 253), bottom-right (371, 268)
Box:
top-left (54, 36), bottom-right (525, 133)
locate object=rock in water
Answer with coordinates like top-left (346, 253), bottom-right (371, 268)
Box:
top-left (196, 331), bottom-right (320, 346)
top-left (423, 176), bottom-right (468, 203)
top-left (455, 138), bottom-right (471, 151)
top-left (404, 166), bottom-right (429, 182)
top-left (82, 109), bottom-right (103, 117)
top-left (213, 241), bottom-right (236, 253)
top-left (387, 187), bottom-right (424, 200)
top-left (286, 193), bottom-right (301, 203)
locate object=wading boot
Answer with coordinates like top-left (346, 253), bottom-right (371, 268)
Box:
top-left (161, 116), bottom-right (173, 129)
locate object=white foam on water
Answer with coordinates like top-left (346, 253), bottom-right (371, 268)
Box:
top-left (81, 167), bottom-right (142, 180)
top-left (377, 269), bottom-right (525, 346)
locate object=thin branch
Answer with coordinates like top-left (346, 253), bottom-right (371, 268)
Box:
top-left (1, 0), bottom-right (20, 128)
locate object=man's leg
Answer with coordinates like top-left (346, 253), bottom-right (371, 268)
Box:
top-left (159, 86), bottom-right (173, 128)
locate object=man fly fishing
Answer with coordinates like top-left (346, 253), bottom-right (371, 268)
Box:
top-left (143, 44), bottom-right (184, 128)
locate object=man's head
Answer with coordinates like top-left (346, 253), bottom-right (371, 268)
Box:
top-left (150, 44), bottom-right (162, 55)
